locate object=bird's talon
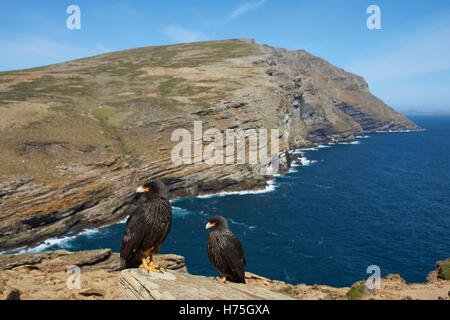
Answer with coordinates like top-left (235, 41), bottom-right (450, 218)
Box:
top-left (216, 276), bottom-right (226, 283)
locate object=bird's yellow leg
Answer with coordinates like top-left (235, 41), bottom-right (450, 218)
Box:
top-left (148, 256), bottom-right (165, 272)
top-left (216, 275), bottom-right (226, 283)
top-left (139, 257), bottom-right (151, 272)
top-left (139, 256), bottom-right (163, 273)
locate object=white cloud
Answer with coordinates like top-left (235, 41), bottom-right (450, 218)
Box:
top-left (163, 1), bottom-right (267, 44)
top-left (163, 26), bottom-right (207, 43)
top-left (227, 0), bottom-right (267, 22)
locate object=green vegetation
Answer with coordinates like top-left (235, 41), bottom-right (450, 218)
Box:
top-left (157, 77), bottom-right (213, 97)
top-left (281, 286), bottom-right (299, 296)
top-left (0, 39), bottom-right (259, 180)
top-left (10, 75), bottom-right (92, 96)
top-left (346, 281), bottom-right (366, 300)
top-left (158, 77), bottom-right (185, 96)
top-left (437, 261), bottom-right (450, 280)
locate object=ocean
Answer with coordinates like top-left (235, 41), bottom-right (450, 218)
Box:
top-left (12, 116), bottom-right (450, 287)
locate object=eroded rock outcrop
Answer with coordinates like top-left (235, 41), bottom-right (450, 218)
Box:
top-left (1, 249), bottom-right (448, 300)
top-left (0, 249), bottom-right (186, 300)
top-left (119, 269), bottom-right (294, 300)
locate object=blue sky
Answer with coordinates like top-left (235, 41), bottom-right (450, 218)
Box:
top-left (1, 1), bottom-right (449, 111)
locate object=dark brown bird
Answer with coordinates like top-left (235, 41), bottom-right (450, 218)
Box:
top-left (120, 180), bottom-right (172, 272)
top-left (206, 215), bottom-right (246, 283)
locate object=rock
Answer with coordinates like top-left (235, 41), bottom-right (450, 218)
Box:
top-left (0, 249), bottom-right (187, 274)
top-left (79, 288), bottom-right (105, 297)
top-left (4, 289), bottom-right (21, 300)
top-left (153, 254), bottom-right (188, 273)
top-left (0, 249), bottom-right (449, 300)
top-left (0, 252), bottom-right (48, 270)
top-left (0, 249), bottom-right (111, 272)
top-left (119, 269), bottom-right (295, 300)
top-left (0, 250), bottom-right (190, 300)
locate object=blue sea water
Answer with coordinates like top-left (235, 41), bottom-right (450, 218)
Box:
top-left (13, 116), bottom-right (450, 287)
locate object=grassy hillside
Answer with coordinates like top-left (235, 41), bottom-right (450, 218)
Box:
top-left (0, 39), bottom-right (261, 181)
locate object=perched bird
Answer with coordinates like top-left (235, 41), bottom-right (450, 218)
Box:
top-left (206, 215), bottom-right (246, 283)
top-left (120, 180), bottom-right (172, 272)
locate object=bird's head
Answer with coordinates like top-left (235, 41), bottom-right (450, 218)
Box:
top-left (205, 215), bottom-right (229, 231)
top-left (135, 180), bottom-right (169, 200)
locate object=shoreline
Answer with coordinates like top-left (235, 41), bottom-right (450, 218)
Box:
top-left (0, 129), bottom-right (424, 255)
top-left (2, 134), bottom-right (367, 255)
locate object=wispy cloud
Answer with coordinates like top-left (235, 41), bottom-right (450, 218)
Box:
top-left (163, 1), bottom-right (268, 43)
top-left (163, 26), bottom-right (208, 43)
top-left (345, 17), bottom-right (450, 82)
top-left (227, 0), bottom-right (267, 22)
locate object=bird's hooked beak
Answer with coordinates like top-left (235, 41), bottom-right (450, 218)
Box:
top-left (205, 222), bottom-right (216, 230)
top-left (136, 186), bottom-right (150, 193)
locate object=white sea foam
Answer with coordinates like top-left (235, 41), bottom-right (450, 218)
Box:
top-left (301, 158), bottom-right (317, 166)
top-left (229, 218), bottom-right (257, 230)
top-left (375, 129), bottom-right (422, 133)
top-left (196, 179), bottom-right (278, 199)
top-left (4, 225), bottom-right (107, 255)
top-left (290, 160), bottom-right (300, 167)
top-left (172, 206), bottom-right (191, 217)
top-left (288, 167), bottom-right (298, 173)
top-left (14, 236), bottom-right (75, 254)
top-left (292, 137), bottom-right (365, 152)
top-left (295, 147), bottom-right (318, 152)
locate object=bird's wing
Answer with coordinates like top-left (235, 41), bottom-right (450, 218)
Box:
top-left (139, 200), bottom-right (172, 252)
top-left (120, 206), bottom-right (147, 263)
top-left (223, 232), bottom-right (246, 278)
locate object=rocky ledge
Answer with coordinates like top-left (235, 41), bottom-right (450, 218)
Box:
top-left (120, 269), bottom-right (293, 300)
top-left (1, 249), bottom-right (448, 300)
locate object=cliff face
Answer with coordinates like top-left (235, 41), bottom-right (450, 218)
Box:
top-left (0, 39), bottom-right (420, 251)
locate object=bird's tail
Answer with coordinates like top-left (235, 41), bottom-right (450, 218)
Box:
top-left (119, 258), bottom-right (127, 270)
top-left (229, 275), bottom-right (246, 284)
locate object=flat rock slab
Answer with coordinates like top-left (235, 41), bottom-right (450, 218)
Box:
top-left (120, 269), bottom-right (294, 300)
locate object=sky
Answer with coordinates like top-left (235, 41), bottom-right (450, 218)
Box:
top-left (1, 0), bottom-right (449, 111)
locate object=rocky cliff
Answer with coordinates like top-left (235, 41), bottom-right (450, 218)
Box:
top-left (0, 39), bottom-right (420, 251)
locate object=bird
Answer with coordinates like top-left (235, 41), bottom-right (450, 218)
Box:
top-left (206, 215), bottom-right (246, 283)
top-left (120, 180), bottom-right (172, 273)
